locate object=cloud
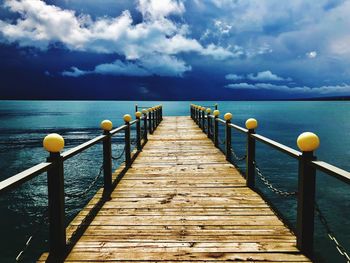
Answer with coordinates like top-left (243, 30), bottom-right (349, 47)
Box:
top-left (137, 0), bottom-right (185, 20)
top-left (225, 71), bottom-right (291, 82)
top-left (225, 82), bottom-right (350, 96)
top-left (0, 0), bottom-right (236, 77)
top-left (225, 74), bottom-right (243, 80)
top-left (306, 51), bottom-right (317, 58)
top-left (62, 54), bottom-right (191, 77)
top-left (247, 70), bottom-right (292, 82)
top-left (62, 67), bottom-right (87, 77)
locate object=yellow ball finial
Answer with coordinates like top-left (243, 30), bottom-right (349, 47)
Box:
top-left (297, 132), bottom-right (320, 152)
top-left (213, 110), bottom-right (220, 117)
top-left (123, 114), bottom-right (132, 123)
top-left (206, 108), bottom-right (211, 114)
top-left (135, 111), bottom-right (142, 118)
top-left (100, 120), bottom-right (113, 131)
top-left (142, 109), bottom-right (148, 114)
top-left (43, 133), bottom-right (64, 153)
top-left (224, 112), bottom-right (233, 121)
top-left (201, 106), bottom-right (206, 111)
top-left (245, 118), bottom-right (258, 129)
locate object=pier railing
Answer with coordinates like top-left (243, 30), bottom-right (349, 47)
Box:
top-left (190, 104), bottom-right (350, 261)
top-left (0, 105), bottom-right (163, 262)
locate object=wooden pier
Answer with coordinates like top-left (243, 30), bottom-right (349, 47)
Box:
top-left (39, 116), bottom-right (310, 262)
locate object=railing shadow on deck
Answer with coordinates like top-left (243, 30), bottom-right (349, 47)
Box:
top-left (190, 103), bottom-right (350, 263)
top-left (0, 105), bottom-right (163, 262)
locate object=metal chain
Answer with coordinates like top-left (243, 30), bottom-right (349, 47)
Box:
top-left (112, 145), bottom-right (125, 161)
top-left (65, 165), bottom-right (103, 199)
top-left (209, 124), bottom-right (214, 134)
top-left (130, 138), bottom-right (137, 146)
top-left (253, 161), bottom-right (297, 197)
top-left (218, 137), bottom-right (225, 145)
top-left (315, 202), bottom-right (350, 262)
top-left (16, 208), bottom-right (48, 262)
top-left (230, 148), bottom-right (246, 161)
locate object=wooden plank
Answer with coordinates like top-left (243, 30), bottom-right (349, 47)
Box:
top-left (38, 116), bottom-right (310, 262)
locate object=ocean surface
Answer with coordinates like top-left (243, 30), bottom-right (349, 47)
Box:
top-left (0, 100), bottom-right (349, 262)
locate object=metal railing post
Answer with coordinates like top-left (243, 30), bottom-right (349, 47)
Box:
top-left (157, 106), bottom-right (160, 127)
top-left (135, 104), bottom-right (138, 113)
top-left (201, 109), bottom-right (205, 131)
top-left (207, 115), bottom-right (211, 139)
top-left (46, 151), bottom-right (66, 260)
top-left (245, 118), bottom-right (258, 188)
top-left (246, 128), bottom-right (256, 187)
top-left (124, 115), bottom-right (131, 167)
top-left (143, 111), bottom-right (148, 142)
top-left (152, 109), bottom-right (156, 131)
top-left (148, 109), bottom-right (153, 134)
top-left (214, 115), bottom-right (219, 147)
top-left (224, 113), bottom-right (232, 161)
top-left (195, 107), bottom-right (198, 124)
top-left (160, 105), bottom-right (163, 121)
top-left (136, 112), bottom-right (142, 151)
top-left (197, 107), bottom-right (201, 127)
top-left (102, 129), bottom-right (112, 198)
top-left (296, 132), bottom-right (319, 258)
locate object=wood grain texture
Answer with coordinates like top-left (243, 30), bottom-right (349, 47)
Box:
top-left (39, 116), bottom-right (311, 262)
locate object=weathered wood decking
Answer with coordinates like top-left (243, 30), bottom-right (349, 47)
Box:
top-left (40, 116), bottom-right (311, 262)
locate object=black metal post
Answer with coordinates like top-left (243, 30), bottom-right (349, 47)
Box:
top-left (195, 107), bottom-right (198, 124)
top-left (214, 116), bottom-right (219, 147)
top-left (296, 151), bottom-right (316, 258)
top-left (225, 119), bottom-right (232, 161)
top-left (103, 131), bottom-right (112, 198)
top-left (143, 113), bottom-right (148, 142)
top-left (136, 116), bottom-right (142, 151)
top-left (148, 110), bottom-right (153, 134)
top-left (135, 104), bottom-right (138, 113)
top-left (215, 104), bottom-right (218, 110)
top-left (201, 110), bottom-right (205, 131)
top-left (160, 106), bottom-right (163, 121)
top-left (47, 152), bottom-right (66, 260)
top-left (152, 110), bottom-right (156, 131)
top-left (246, 129), bottom-right (256, 188)
top-left (125, 121), bottom-right (131, 167)
top-left (207, 115), bottom-right (211, 138)
top-left (157, 107), bottom-right (160, 127)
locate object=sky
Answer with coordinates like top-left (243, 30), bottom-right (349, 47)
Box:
top-left (1, 0), bottom-right (350, 100)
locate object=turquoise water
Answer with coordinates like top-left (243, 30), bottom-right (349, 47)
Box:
top-left (0, 100), bottom-right (349, 262)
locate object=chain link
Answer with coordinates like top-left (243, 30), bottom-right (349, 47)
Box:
top-left (209, 124), bottom-right (214, 134)
top-left (65, 165), bottom-right (103, 199)
top-left (315, 202), bottom-right (350, 262)
top-left (230, 148), bottom-right (246, 161)
top-left (253, 161), bottom-right (297, 197)
top-left (218, 137), bottom-right (225, 145)
top-left (16, 208), bottom-right (48, 262)
top-left (112, 146), bottom-right (125, 161)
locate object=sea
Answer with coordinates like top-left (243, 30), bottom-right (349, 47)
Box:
top-left (0, 100), bottom-right (349, 263)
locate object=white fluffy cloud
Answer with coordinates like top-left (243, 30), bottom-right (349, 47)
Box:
top-left (137, 0), bottom-right (185, 20)
top-left (0, 0), bottom-right (235, 77)
top-left (225, 82), bottom-right (350, 96)
top-left (62, 54), bottom-right (191, 77)
top-left (225, 71), bottom-right (291, 82)
top-left (247, 71), bottom-right (292, 82)
top-left (225, 74), bottom-right (243, 80)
